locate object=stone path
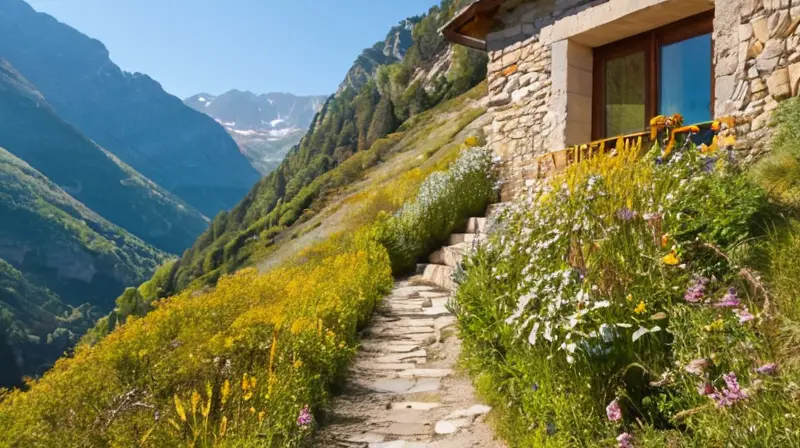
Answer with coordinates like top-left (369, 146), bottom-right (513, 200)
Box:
top-left (313, 216), bottom-right (504, 448)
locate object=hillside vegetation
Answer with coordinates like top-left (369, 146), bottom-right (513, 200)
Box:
top-left (0, 147), bottom-right (169, 385)
top-left (0, 59), bottom-right (208, 255)
top-left (0, 126), bottom-right (496, 447)
top-left (454, 107), bottom-right (800, 446)
top-left (124, 0), bottom-right (486, 302)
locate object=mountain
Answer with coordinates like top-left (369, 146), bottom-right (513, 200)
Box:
top-left (0, 0), bottom-right (260, 217)
top-left (185, 91), bottom-right (326, 174)
top-left (338, 18), bottom-right (418, 93)
top-left (0, 58), bottom-right (208, 254)
top-left (127, 0), bottom-right (487, 296)
top-left (0, 146), bottom-right (169, 385)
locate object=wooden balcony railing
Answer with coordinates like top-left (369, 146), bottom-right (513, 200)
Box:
top-left (533, 115), bottom-right (737, 178)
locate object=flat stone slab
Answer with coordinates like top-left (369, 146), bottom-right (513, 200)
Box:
top-left (434, 417), bottom-right (473, 435)
top-left (407, 377), bottom-right (441, 394)
top-left (373, 350), bottom-right (428, 364)
top-left (370, 441), bottom-right (429, 448)
top-left (397, 368), bottom-right (454, 378)
top-left (373, 422), bottom-right (431, 436)
top-left (443, 404), bottom-right (491, 420)
top-left (358, 362), bottom-right (417, 371)
top-left (342, 432), bottom-right (386, 443)
top-left (418, 291), bottom-right (450, 298)
top-left (361, 342), bottom-right (421, 353)
top-left (371, 378), bottom-right (418, 393)
top-left (389, 402), bottom-right (441, 411)
top-left (393, 286), bottom-right (435, 296)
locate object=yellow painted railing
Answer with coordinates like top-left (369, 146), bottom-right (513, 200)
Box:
top-left (533, 115), bottom-right (737, 178)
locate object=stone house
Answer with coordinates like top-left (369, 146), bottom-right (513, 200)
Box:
top-left (441, 0), bottom-right (800, 200)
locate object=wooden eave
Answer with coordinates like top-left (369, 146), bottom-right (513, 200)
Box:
top-left (439, 0), bottom-right (508, 51)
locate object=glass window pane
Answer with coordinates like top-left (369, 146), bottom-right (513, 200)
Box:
top-left (604, 51), bottom-right (646, 137)
top-left (659, 33), bottom-right (712, 124)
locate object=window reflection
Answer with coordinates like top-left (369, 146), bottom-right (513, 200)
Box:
top-left (659, 33), bottom-right (712, 124)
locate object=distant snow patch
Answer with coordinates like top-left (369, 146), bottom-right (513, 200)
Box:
top-left (197, 96), bottom-right (206, 102)
top-left (270, 118), bottom-right (285, 127)
top-left (233, 129), bottom-right (258, 136)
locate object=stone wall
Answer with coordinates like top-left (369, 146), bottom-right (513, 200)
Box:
top-left (484, 0), bottom-right (603, 201)
top-left (484, 0), bottom-right (800, 201)
top-left (715, 0), bottom-right (800, 162)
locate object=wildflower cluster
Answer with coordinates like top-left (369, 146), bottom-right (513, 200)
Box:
top-left (454, 133), bottom-right (798, 446)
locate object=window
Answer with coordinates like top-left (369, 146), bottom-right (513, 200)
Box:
top-left (592, 12), bottom-right (714, 140)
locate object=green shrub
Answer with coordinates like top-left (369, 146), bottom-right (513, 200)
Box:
top-left (454, 142), bottom-right (800, 446)
top-left (373, 146), bottom-right (496, 274)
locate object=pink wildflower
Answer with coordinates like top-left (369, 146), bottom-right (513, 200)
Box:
top-left (736, 308), bottom-right (754, 323)
top-left (715, 288), bottom-right (740, 308)
top-left (297, 405), bottom-right (313, 428)
top-left (756, 363), bottom-right (778, 375)
top-left (684, 276), bottom-right (709, 303)
top-left (606, 399), bottom-right (622, 422)
top-left (709, 372), bottom-right (748, 407)
top-left (617, 432), bottom-right (634, 448)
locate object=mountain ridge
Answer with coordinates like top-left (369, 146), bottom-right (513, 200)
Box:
top-left (0, 0), bottom-right (260, 217)
top-left (185, 90), bottom-right (326, 175)
top-left (0, 58), bottom-right (209, 255)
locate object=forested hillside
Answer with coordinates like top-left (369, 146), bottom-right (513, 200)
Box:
top-left (138, 0), bottom-right (486, 299)
top-left (0, 59), bottom-right (208, 255)
top-left (0, 147), bottom-right (169, 386)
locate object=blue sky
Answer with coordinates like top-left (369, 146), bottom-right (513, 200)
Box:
top-left (25, 0), bottom-right (436, 98)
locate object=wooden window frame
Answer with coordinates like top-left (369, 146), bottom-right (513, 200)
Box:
top-left (591, 11), bottom-right (715, 140)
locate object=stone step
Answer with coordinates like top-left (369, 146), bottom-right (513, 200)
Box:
top-left (465, 217), bottom-right (487, 234)
top-left (416, 263), bottom-right (454, 291)
top-left (448, 233), bottom-right (477, 246)
top-left (429, 243), bottom-right (469, 267)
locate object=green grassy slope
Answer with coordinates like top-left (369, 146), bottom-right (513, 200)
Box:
top-left (138, 0), bottom-right (486, 298)
top-left (0, 147), bottom-right (170, 385)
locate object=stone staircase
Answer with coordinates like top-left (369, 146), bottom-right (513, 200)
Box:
top-left (414, 203), bottom-right (507, 291)
top-left (311, 206), bottom-right (506, 447)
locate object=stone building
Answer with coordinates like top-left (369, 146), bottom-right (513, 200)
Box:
top-left (441, 0), bottom-right (800, 200)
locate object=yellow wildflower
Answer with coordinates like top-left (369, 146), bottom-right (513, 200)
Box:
top-left (662, 249), bottom-right (680, 265)
top-left (294, 359), bottom-right (304, 369)
top-left (634, 301), bottom-right (646, 314)
top-left (661, 234), bottom-right (670, 249)
top-left (626, 294), bottom-right (633, 302)
top-left (191, 390), bottom-right (200, 416)
top-left (220, 416), bottom-right (228, 437)
top-left (258, 411), bottom-right (266, 424)
top-left (221, 379), bottom-right (231, 406)
top-left (174, 394), bottom-right (187, 422)
top-left (704, 319), bottom-right (725, 332)
top-left (250, 407), bottom-right (256, 414)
